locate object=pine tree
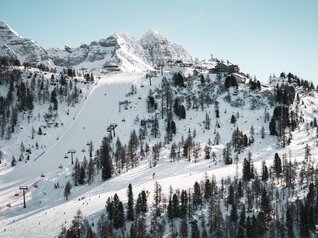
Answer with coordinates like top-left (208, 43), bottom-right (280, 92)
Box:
top-left (170, 142), bottom-right (177, 162)
top-left (242, 158), bottom-right (251, 181)
top-left (179, 218), bottom-right (188, 238)
top-left (106, 197), bottom-right (114, 220)
top-left (172, 194), bottom-right (180, 218)
top-left (72, 158), bottom-right (81, 186)
top-left (64, 181), bottom-right (72, 200)
top-left (269, 117), bottom-right (277, 135)
top-left (135, 190), bottom-right (147, 215)
top-left (11, 156), bottom-right (17, 167)
top-left (204, 145), bottom-right (211, 160)
top-left (261, 161), bottom-right (269, 181)
top-left (100, 137), bottom-right (113, 181)
top-left (130, 223), bottom-right (137, 238)
top-left (86, 157), bottom-right (95, 184)
top-left (127, 184), bottom-right (135, 221)
top-left (300, 203), bottom-right (309, 237)
top-left (230, 114), bottom-right (236, 124)
top-left (230, 204), bottom-right (238, 224)
top-left (191, 220), bottom-right (200, 238)
top-left (113, 201), bottom-right (125, 229)
top-left (78, 164), bottom-right (86, 185)
top-left (261, 188), bottom-right (272, 220)
top-left (167, 198), bottom-right (173, 220)
top-left (68, 210), bottom-right (84, 238)
top-left (192, 182), bottom-right (202, 210)
top-left (180, 190), bottom-right (188, 218)
top-left (204, 179), bottom-right (212, 199)
top-left (274, 153), bottom-right (282, 176)
top-left (227, 185), bottom-right (234, 205)
top-left (261, 126), bottom-right (265, 138)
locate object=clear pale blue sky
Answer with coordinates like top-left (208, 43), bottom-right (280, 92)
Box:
top-left (1, 0), bottom-right (317, 83)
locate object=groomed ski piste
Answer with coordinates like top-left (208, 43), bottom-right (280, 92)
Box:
top-left (1, 70), bottom-right (318, 238)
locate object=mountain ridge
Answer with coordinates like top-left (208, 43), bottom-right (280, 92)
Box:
top-left (0, 21), bottom-right (192, 72)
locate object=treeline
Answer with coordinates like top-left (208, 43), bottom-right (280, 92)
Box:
top-left (60, 147), bottom-right (318, 238)
top-left (0, 68), bottom-right (85, 169)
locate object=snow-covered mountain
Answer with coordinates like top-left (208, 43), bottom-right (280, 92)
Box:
top-left (47, 33), bottom-right (153, 72)
top-left (0, 21), bottom-right (192, 72)
top-left (0, 21), bottom-right (49, 63)
top-left (0, 61), bottom-right (317, 237)
top-left (139, 30), bottom-right (192, 65)
top-left (47, 30), bottom-right (192, 72)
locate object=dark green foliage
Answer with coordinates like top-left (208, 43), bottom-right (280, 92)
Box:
top-left (230, 114), bottom-right (236, 124)
top-left (135, 190), bottom-right (147, 215)
top-left (113, 201), bottom-right (125, 229)
top-left (180, 190), bottom-right (188, 218)
top-left (174, 97), bottom-right (186, 119)
top-left (106, 197), bottom-right (114, 220)
top-left (249, 79), bottom-right (261, 90)
top-left (204, 178), bottom-right (212, 199)
top-left (173, 72), bottom-right (186, 87)
top-left (64, 210), bottom-right (85, 238)
top-left (261, 161), bottom-right (269, 181)
top-left (106, 193), bottom-right (125, 229)
top-left (11, 156), bottom-right (17, 166)
top-left (274, 153), bottom-right (282, 176)
top-left (300, 203), bottom-right (309, 237)
top-left (72, 158), bottom-right (81, 186)
top-left (261, 189), bottom-right (272, 220)
top-left (179, 218), bottom-right (188, 238)
top-left (100, 137), bottom-right (113, 181)
top-left (191, 220), bottom-right (200, 238)
top-left (130, 223), bottom-right (137, 238)
top-left (50, 88), bottom-right (58, 110)
top-left (127, 184), bottom-right (134, 221)
top-left (64, 181), bottom-right (72, 200)
top-left (192, 182), bottom-right (202, 209)
top-left (269, 117), bottom-right (277, 135)
top-left (227, 185), bottom-right (234, 205)
top-left (224, 75), bottom-right (237, 88)
top-left (172, 194), bottom-right (180, 218)
top-left (242, 158), bottom-right (253, 181)
top-left (86, 158), bottom-right (95, 184)
top-left (230, 204), bottom-right (238, 224)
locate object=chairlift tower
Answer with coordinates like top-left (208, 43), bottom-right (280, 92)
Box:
top-left (19, 186), bottom-right (28, 208)
top-left (106, 123), bottom-right (118, 137)
top-left (80, 67), bottom-right (87, 77)
top-left (68, 149), bottom-right (76, 165)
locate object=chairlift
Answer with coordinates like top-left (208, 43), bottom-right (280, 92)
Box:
top-left (64, 154), bottom-right (69, 159)
top-left (81, 148), bottom-right (86, 153)
top-left (40, 172), bottom-right (45, 177)
top-left (86, 141), bottom-right (91, 146)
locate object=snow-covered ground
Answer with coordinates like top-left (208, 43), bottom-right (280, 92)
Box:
top-left (1, 70), bottom-right (318, 237)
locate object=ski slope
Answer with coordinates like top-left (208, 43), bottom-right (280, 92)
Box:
top-left (2, 70), bottom-right (318, 238)
top-left (0, 73), bottom-right (143, 210)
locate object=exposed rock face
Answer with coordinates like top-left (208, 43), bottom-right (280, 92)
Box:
top-left (139, 30), bottom-right (192, 65)
top-left (0, 21), bottom-right (48, 63)
top-left (0, 21), bottom-right (192, 72)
